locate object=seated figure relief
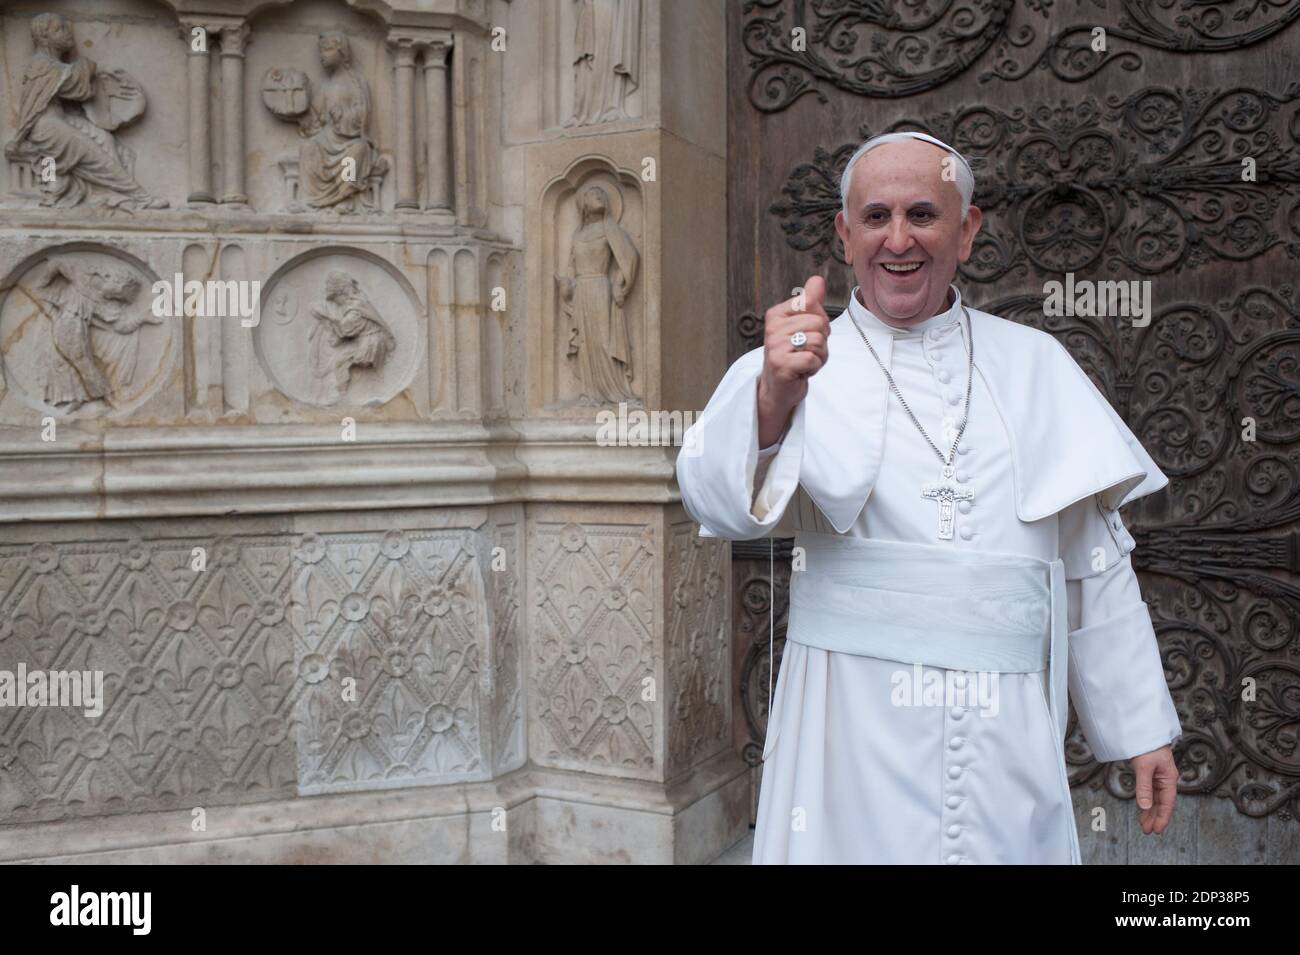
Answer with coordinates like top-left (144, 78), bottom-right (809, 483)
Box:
top-left (308, 271), bottom-right (397, 404)
top-left (263, 32), bottom-right (389, 214)
top-left (4, 12), bottom-right (168, 210)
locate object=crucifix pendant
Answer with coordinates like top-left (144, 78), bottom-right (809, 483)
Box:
top-left (921, 464), bottom-right (974, 540)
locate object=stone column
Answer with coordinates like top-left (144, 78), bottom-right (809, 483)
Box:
top-left (179, 20), bottom-right (214, 204)
top-left (517, 1), bottom-right (742, 864)
top-left (388, 36), bottom-right (418, 211)
top-left (421, 37), bottom-right (454, 211)
top-left (219, 23), bottom-right (249, 205)
top-left (450, 30), bottom-right (486, 227)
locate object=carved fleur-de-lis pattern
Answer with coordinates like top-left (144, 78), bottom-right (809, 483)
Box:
top-left (531, 520), bottom-right (657, 773)
top-left (666, 522), bottom-right (729, 777)
top-left (290, 529), bottom-right (491, 793)
top-left (0, 521), bottom-right (524, 821)
top-left (0, 535), bottom-right (297, 821)
top-left (490, 523), bottom-right (525, 773)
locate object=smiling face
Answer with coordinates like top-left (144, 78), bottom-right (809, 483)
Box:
top-left (834, 139), bottom-right (982, 326)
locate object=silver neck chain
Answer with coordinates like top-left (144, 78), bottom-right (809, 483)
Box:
top-left (848, 305), bottom-right (974, 468)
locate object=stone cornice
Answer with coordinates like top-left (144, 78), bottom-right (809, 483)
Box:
top-left (0, 421), bottom-right (685, 522)
top-left (0, 209), bottom-right (508, 243)
top-left (160, 0), bottom-right (491, 32)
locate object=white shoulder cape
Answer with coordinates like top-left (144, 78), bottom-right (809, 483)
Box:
top-left (681, 300), bottom-right (1168, 537)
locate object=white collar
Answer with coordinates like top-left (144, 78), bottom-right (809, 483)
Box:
top-left (847, 284), bottom-right (964, 339)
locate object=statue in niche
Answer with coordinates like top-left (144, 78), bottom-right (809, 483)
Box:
top-left (30, 257), bottom-right (157, 411)
top-left (307, 271), bottom-right (396, 403)
top-left (566, 0), bottom-right (641, 127)
top-left (4, 13), bottom-right (168, 210)
top-left (263, 32), bottom-right (388, 213)
top-left (555, 184), bottom-right (639, 404)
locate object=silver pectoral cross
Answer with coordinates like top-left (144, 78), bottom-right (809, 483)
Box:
top-left (921, 464), bottom-right (974, 540)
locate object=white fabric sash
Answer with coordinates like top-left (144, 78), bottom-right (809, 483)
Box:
top-left (786, 532), bottom-right (1079, 863)
top-left (787, 532), bottom-right (1069, 743)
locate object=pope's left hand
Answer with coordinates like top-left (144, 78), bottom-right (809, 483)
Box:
top-left (1130, 744), bottom-right (1178, 835)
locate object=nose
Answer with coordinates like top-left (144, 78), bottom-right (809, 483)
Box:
top-left (884, 215), bottom-right (913, 255)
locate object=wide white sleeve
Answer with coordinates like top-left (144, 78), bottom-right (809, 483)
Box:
top-left (1058, 494), bottom-right (1182, 763)
top-left (676, 351), bottom-right (804, 539)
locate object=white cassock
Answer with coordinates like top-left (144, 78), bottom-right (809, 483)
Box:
top-left (676, 284), bottom-right (1182, 864)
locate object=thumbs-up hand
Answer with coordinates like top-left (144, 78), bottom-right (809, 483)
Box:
top-left (757, 275), bottom-right (830, 448)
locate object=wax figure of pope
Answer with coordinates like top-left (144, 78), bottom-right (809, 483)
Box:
top-left (676, 132), bottom-right (1182, 864)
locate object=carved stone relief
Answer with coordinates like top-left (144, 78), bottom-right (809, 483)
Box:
top-left (306, 272), bottom-right (397, 404)
top-left (262, 32), bottom-right (389, 214)
top-left (566, 0), bottom-right (642, 127)
top-left (556, 184), bottom-right (640, 404)
top-left (530, 518), bottom-right (656, 774)
top-left (290, 526), bottom-right (491, 793)
top-left (0, 530), bottom-right (298, 822)
top-left (544, 162), bottom-right (644, 409)
top-left (0, 511), bottom-right (521, 821)
top-left (254, 252), bottom-right (420, 408)
top-left (666, 520), bottom-right (729, 778)
top-left (488, 522), bottom-right (525, 774)
top-left (0, 248), bottom-right (174, 417)
top-left (0, 7), bottom-right (484, 223)
top-left (0, 0), bottom-right (711, 865)
top-left (4, 13), bottom-right (167, 210)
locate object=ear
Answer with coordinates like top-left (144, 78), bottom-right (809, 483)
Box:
top-left (957, 206), bottom-right (982, 263)
top-left (834, 210), bottom-right (853, 265)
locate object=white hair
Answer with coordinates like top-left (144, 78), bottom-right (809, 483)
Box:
top-left (839, 131), bottom-right (976, 223)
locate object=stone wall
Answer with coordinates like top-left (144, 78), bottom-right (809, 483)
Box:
top-left (0, 0), bottom-right (739, 864)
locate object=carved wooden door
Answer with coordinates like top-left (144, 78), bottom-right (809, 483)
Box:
top-left (727, 0), bottom-right (1300, 861)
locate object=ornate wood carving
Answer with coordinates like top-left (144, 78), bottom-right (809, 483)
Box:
top-left (991, 288), bottom-right (1300, 817)
top-left (741, 0), bottom-right (1300, 112)
top-left (770, 87), bottom-right (1300, 276)
top-left (983, 0), bottom-right (1300, 84)
top-left (731, 539), bottom-right (792, 766)
top-left (741, 0), bottom-right (1014, 111)
top-left (728, 0), bottom-right (1300, 822)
